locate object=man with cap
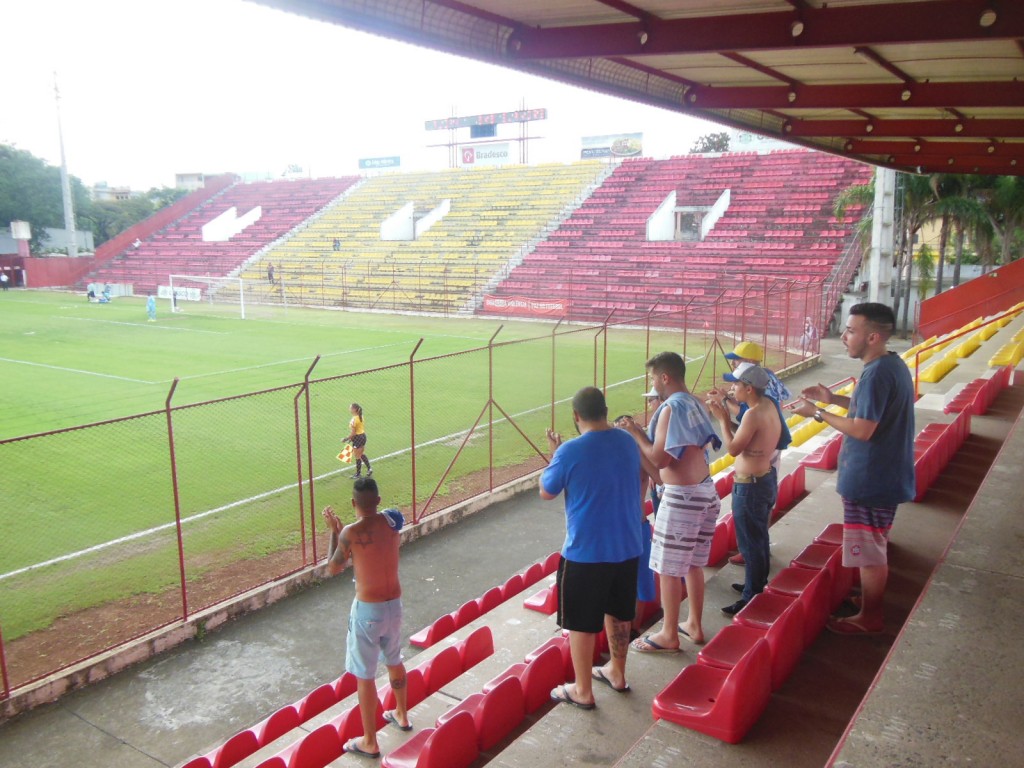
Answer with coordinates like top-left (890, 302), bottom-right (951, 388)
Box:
top-left (723, 340), bottom-right (791, 406)
top-left (708, 364), bottom-right (785, 615)
top-left (712, 341), bottom-right (792, 566)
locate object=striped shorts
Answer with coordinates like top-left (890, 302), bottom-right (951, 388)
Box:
top-left (649, 478), bottom-right (720, 577)
top-left (841, 497), bottom-right (898, 567)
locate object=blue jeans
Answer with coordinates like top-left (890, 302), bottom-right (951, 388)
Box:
top-left (731, 469), bottom-right (778, 602)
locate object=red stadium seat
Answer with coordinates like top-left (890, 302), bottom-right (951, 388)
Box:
top-left (287, 724), bottom-right (342, 768)
top-left (520, 645), bottom-right (567, 713)
top-left (522, 562), bottom-right (545, 587)
top-left (381, 667), bottom-right (427, 711)
top-left (458, 625), bottom-right (494, 671)
top-left (453, 600), bottom-right (480, 629)
top-left (297, 683), bottom-right (338, 723)
top-left (212, 730), bottom-right (259, 768)
top-left (542, 550), bottom-right (561, 575)
top-left (424, 645), bottom-right (463, 694)
top-left (409, 613), bottom-right (456, 649)
top-left (652, 638), bottom-right (772, 744)
top-left (813, 523), bottom-right (843, 547)
top-left (708, 514), bottom-right (734, 566)
top-left (766, 567), bottom-right (832, 647)
top-left (333, 671), bottom-right (358, 701)
top-left (523, 582), bottom-right (558, 614)
top-left (256, 705), bottom-right (300, 746)
top-left (437, 675), bottom-right (526, 751)
top-left (476, 586), bottom-right (504, 614)
top-left (790, 542), bottom-right (853, 611)
top-left (501, 573), bottom-right (526, 599)
top-left (182, 759), bottom-right (212, 768)
top-left (381, 711), bottom-right (479, 768)
top-left (722, 593), bottom-right (805, 691)
top-left (524, 634), bottom-right (573, 681)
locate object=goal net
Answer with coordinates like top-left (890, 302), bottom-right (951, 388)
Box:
top-left (163, 275), bottom-right (247, 319)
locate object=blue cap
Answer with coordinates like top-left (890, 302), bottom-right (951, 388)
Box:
top-left (381, 508), bottom-right (404, 531)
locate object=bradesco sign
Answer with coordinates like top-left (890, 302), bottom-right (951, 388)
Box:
top-left (459, 143), bottom-right (511, 167)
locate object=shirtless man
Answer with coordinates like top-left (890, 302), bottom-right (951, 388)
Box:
top-left (323, 478), bottom-right (410, 759)
top-left (708, 364), bottom-right (783, 615)
top-left (622, 351), bottom-right (722, 650)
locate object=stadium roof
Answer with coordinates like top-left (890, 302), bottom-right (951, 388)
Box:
top-left (255, 0), bottom-right (1024, 176)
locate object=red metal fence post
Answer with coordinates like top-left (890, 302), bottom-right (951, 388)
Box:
top-left (164, 378), bottom-right (189, 621)
top-left (550, 317), bottom-right (563, 431)
top-left (409, 339), bottom-right (423, 523)
top-left (487, 326), bottom-right (503, 492)
top-left (302, 356), bottom-right (321, 561)
top-left (0, 623), bottom-right (10, 701)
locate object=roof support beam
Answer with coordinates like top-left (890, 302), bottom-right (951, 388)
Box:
top-left (781, 117), bottom-right (1024, 139)
top-left (685, 81), bottom-right (1024, 110)
top-left (879, 154), bottom-right (1020, 174)
top-left (506, 1), bottom-right (1024, 59)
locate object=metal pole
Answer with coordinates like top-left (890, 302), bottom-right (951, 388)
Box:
top-left (164, 378), bottom-right (189, 620)
top-left (409, 339), bottom-right (423, 522)
top-left (293, 377), bottom-right (309, 564)
top-left (487, 325), bottom-right (503, 491)
top-left (550, 317), bottom-right (563, 431)
top-left (303, 356), bottom-right (321, 559)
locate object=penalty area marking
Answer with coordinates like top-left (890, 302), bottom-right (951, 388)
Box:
top-left (57, 315), bottom-right (228, 335)
top-left (0, 356), bottom-right (156, 384)
top-left (0, 372), bottom-right (658, 582)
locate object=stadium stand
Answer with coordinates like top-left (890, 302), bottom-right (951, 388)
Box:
top-left (85, 177), bottom-right (360, 295)
top-left (485, 149), bottom-right (871, 325)
top-left (246, 162), bottom-right (607, 313)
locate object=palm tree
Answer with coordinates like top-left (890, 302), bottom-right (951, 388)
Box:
top-left (982, 176), bottom-right (1024, 268)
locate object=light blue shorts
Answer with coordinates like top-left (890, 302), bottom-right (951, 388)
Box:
top-left (346, 598), bottom-right (404, 680)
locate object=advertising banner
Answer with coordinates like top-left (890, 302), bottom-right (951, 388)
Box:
top-left (482, 294), bottom-right (565, 317)
top-left (359, 156), bottom-right (401, 170)
top-left (459, 143), bottom-right (511, 168)
top-left (580, 133), bottom-right (643, 159)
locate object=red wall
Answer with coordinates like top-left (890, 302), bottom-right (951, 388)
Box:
top-left (918, 259), bottom-right (1024, 339)
top-left (22, 256), bottom-right (97, 288)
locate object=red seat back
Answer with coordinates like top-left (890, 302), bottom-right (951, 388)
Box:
top-left (428, 613), bottom-right (457, 645)
top-left (521, 645), bottom-right (566, 713)
top-left (333, 671), bottom-right (357, 700)
top-left (297, 683), bottom-right (338, 723)
top-left (212, 730), bottom-right (259, 768)
top-left (501, 573), bottom-right (525, 599)
top-left (424, 645), bottom-right (463, 694)
top-left (477, 586), bottom-right (504, 613)
top-left (287, 724), bottom-right (342, 768)
top-left (522, 562), bottom-right (545, 587)
top-left (453, 600), bottom-right (480, 629)
top-left (542, 550), bottom-right (561, 575)
top-left (476, 676), bottom-right (526, 750)
top-left (421, 710), bottom-right (478, 768)
top-left (257, 705), bottom-right (299, 746)
top-left (458, 625), bottom-right (494, 671)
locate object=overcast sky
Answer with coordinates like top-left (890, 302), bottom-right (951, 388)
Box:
top-left (2, 0), bottom-right (728, 190)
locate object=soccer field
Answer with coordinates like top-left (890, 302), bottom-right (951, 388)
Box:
top-left (0, 290), bottom-right (712, 673)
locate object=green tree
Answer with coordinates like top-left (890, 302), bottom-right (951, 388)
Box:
top-left (689, 132), bottom-right (730, 154)
top-left (915, 244), bottom-right (936, 301)
top-left (0, 144), bottom-right (91, 252)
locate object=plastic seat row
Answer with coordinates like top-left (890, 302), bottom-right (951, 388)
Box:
top-left (914, 409), bottom-right (972, 501)
top-left (653, 526), bottom-right (849, 742)
top-left (944, 365), bottom-right (1012, 415)
top-left (410, 551), bottom-right (560, 647)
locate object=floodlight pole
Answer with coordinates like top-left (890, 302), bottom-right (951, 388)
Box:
top-left (54, 72), bottom-right (78, 259)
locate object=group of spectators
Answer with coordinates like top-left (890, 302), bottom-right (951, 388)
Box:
top-left (318, 301), bottom-right (915, 758)
top-left (540, 301), bottom-right (915, 709)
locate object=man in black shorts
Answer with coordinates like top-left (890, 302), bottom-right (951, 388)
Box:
top-left (540, 387), bottom-right (645, 708)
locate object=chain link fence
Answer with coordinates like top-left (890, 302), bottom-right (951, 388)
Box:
top-left (0, 292), bottom-right (818, 698)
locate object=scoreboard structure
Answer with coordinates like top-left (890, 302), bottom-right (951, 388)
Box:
top-left (425, 108), bottom-right (547, 167)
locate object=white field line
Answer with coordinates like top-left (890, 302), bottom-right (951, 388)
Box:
top-left (0, 357), bottom-right (155, 384)
top-left (57, 316), bottom-right (228, 335)
top-left (174, 341), bottom-right (412, 382)
top-left (0, 369), bottom-right (672, 582)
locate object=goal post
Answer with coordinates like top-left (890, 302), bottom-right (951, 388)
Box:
top-left (164, 275), bottom-right (246, 319)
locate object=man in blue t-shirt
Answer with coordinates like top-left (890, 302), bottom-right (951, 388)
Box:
top-left (541, 386), bottom-right (644, 709)
top-left (792, 302), bottom-right (915, 636)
